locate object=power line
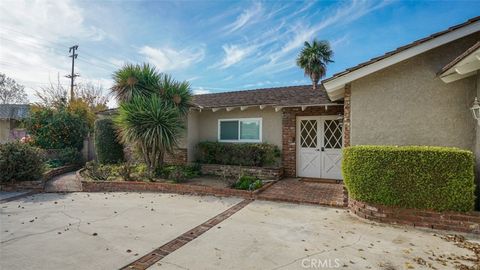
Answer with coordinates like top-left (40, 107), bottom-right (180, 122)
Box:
top-left (0, 26), bottom-right (124, 68)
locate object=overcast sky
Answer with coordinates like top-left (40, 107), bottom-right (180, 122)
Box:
top-left (1, 0), bottom-right (479, 107)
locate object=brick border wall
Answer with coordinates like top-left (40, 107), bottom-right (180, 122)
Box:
top-left (0, 164), bottom-right (81, 191)
top-left (349, 199), bottom-right (480, 234)
top-left (200, 164), bottom-right (283, 180)
top-left (165, 148), bottom-right (188, 165)
top-left (282, 106), bottom-right (344, 177)
top-left (78, 169), bottom-right (278, 199)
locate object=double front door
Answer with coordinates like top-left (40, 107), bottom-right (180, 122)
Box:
top-left (297, 116), bottom-right (343, 180)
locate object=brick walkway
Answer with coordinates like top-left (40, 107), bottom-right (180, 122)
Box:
top-left (256, 178), bottom-right (347, 207)
top-left (44, 171), bottom-right (82, 192)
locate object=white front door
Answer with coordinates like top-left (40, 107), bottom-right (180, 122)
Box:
top-left (297, 116), bottom-right (343, 179)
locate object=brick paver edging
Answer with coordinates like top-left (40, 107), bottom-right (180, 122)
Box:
top-left (349, 199), bottom-right (480, 234)
top-left (78, 169), bottom-right (278, 199)
top-left (0, 164), bottom-right (81, 192)
top-left (120, 199), bottom-right (252, 270)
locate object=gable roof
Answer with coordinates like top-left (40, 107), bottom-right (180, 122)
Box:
top-left (0, 104), bottom-right (30, 120)
top-left (323, 16), bottom-right (480, 100)
top-left (192, 85), bottom-right (336, 109)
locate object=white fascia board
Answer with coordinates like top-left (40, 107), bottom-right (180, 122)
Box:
top-left (323, 21), bottom-right (480, 97)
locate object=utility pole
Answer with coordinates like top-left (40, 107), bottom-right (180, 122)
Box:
top-left (65, 45), bottom-right (79, 101)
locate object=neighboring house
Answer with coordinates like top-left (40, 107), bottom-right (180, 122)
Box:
top-left (0, 104), bottom-right (29, 143)
top-left (99, 16), bottom-right (480, 181)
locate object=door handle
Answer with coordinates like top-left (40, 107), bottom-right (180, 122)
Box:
top-left (321, 147), bottom-right (325, 152)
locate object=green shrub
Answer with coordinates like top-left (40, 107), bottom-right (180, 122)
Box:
top-left (342, 145), bottom-right (476, 212)
top-left (84, 161), bottom-right (114, 181)
top-left (25, 107), bottom-right (89, 150)
top-left (45, 147), bottom-right (83, 168)
top-left (232, 175), bottom-right (263, 190)
top-left (157, 164), bottom-right (200, 183)
top-left (197, 142), bottom-right (281, 167)
top-left (94, 119), bottom-right (124, 164)
top-left (0, 142), bottom-right (45, 182)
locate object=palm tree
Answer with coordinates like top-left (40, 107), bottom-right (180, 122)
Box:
top-left (112, 63), bottom-right (192, 174)
top-left (296, 39), bottom-right (333, 90)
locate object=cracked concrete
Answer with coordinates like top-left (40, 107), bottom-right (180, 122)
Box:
top-left (1, 193), bottom-right (479, 270)
top-left (150, 200), bottom-right (480, 270)
top-left (0, 192), bottom-right (241, 270)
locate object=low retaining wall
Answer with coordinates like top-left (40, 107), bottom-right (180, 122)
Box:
top-left (349, 199), bottom-right (480, 234)
top-left (0, 164), bottom-right (81, 191)
top-left (200, 164), bottom-right (283, 180)
top-left (78, 168), bottom-right (277, 199)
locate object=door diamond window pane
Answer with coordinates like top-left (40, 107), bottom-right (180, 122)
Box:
top-left (324, 120), bottom-right (342, 149)
top-left (300, 120), bottom-right (317, 148)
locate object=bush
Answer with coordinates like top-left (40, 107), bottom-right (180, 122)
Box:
top-left (0, 142), bottom-right (44, 182)
top-left (232, 175), bottom-right (263, 190)
top-left (342, 145), bottom-right (476, 212)
top-left (197, 142), bottom-right (281, 167)
top-left (94, 119), bottom-right (124, 164)
top-left (45, 147), bottom-right (83, 168)
top-left (157, 164), bottom-right (200, 183)
top-left (25, 107), bottom-right (89, 150)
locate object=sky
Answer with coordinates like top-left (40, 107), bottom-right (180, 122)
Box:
top-left (0, 0), bottom-right (479, 107)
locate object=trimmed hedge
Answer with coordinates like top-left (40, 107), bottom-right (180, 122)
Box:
top-left (0, 142), bottom-right (44, 182)
top-left (94, 119), bottom-right (124, 164)
top-left (342, 145), bottom-right (476, 212)
top-left (197, 142), bottom-right (281, 167)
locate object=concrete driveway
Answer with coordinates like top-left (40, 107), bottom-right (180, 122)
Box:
top-left (1, 192), bottom-right (478, 270)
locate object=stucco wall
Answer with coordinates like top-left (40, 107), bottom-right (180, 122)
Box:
top-left (194, 107), bottom-right (283, 148)
top-left (350, 33), bottom-right (479, 150)
top-left (186, 111), bottom-right (199, 162)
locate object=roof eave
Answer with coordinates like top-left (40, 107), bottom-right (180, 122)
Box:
top-left (323, 19), bottom-right (480, 99)
top-left (439, 44), bottom-right (480, 83)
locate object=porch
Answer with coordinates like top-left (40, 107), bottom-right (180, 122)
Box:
top-left (256, 178), bottom-right (347, 207)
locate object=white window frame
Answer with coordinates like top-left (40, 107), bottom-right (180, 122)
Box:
top-left (217, 118), bottom-right (262, 143)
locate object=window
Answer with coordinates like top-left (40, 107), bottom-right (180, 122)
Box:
top-left (218, 118), bottom-right (262, 142)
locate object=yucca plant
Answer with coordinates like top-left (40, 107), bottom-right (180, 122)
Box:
top-left (114, 95), bottom-right (184, 172)
top-left (111, 63), bottom-right (160, 102)
top-left (296, 39), bottom-right (333, 90)
top-left (112, 63), bottom-right (192, 174)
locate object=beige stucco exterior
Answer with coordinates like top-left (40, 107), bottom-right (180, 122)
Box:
top-left (183, 107), bottom-right (283, 161)
top-left (349, 33), bottom-right (480, 150)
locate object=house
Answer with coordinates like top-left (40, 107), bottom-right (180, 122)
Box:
top-left (100, 16), bottom-right (480, 181)
top-left (0, 104), bottom-right (29, 143)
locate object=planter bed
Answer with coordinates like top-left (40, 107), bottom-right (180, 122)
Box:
top-left (77, 168), bottom-right (277, 199)
top-left (0, 164), bottom-right (81, 191)
top-left (200, 164), bottom-right (283, 180)
top-left (349, 199), bottom-right (480, 234)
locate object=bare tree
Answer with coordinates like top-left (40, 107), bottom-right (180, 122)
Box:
top-left (0, 73), bottom-right (28, 104)
top-left (34, 74), bottom-right (68, 108)
top-left (76, 82), bottom-right (109, 111)
top-left (35, 74), bottom-right (109, 111)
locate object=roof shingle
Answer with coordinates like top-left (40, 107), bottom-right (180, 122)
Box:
top-left (192, 85), bottom-right (335, 108)
top-left (0, 104), bottom-right (29, 120)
